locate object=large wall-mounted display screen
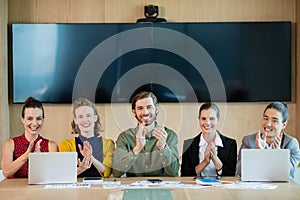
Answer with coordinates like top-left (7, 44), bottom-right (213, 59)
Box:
top-left (11, 22), bottom-right (291, 103)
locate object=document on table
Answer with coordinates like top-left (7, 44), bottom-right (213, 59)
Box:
top-left (103, 180), bottom-right (208, 189)
top-left (44, 183), bottom-right (91, 189)
top-left (223, 182), bottom-right (278, 190)
top-left (43, 180), bottom-right (277, 190)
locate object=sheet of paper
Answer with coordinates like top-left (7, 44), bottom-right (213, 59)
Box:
top-left (223, 182), bottom-right (278, 190)
top-left (44, 183), bottom-right (91, 189)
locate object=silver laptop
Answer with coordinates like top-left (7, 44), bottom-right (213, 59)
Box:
top-left (241, 149), bottom-right (290, 182)
top-left (28, 152), bottom-right (77, 184)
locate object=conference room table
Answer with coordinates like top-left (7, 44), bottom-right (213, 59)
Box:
top-left (0, 176), bottom-right (300, 200)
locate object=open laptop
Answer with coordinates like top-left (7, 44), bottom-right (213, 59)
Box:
top-left (28, 152), bottom-right (77, 184)
top-left (241, 149), bottom-right (290, 182)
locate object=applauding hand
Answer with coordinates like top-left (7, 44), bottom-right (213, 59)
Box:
top-left (271, 133), bottom-right (282, 149)
top-left (133, 122), bottom-right (147, 154)
top-left (154, 126), bottom-right (168, 151)
top-left (256, 130), bottom-right (267, 149)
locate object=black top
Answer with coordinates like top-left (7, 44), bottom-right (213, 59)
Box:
top-left (181, 132), bottom-right (237, 177)
top-left (76, 135), bottom-right (103, 177)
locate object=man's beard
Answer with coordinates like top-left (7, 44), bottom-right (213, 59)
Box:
top-left (136, 113), bottom-right (157, 126)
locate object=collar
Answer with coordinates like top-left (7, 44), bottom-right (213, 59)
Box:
top-left (134, 121), bottom-right (158, 138)
top-left (78, 134), bottom-right (99, 141)
top-left (199, 131), bottom-right (223, 147)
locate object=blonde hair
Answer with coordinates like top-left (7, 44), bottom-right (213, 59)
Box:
top-left (71, 97), bottom-right (103, 135)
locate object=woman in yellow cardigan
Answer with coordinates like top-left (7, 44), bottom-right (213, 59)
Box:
top-left (59, 98), bottom-right (115, 178)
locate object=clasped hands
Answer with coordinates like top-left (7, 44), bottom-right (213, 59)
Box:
top-left (255, 131), bottom-right (282, 149)
top-left (203, 142), bottom-right (218, 164)
top-left (133, 123), bottom-right (168, 154)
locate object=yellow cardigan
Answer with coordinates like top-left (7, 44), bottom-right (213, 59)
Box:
top-left (59, 136), bottom-right (115, 178)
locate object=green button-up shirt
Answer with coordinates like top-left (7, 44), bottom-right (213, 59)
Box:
top-left (112, 125), bottom-right (179, 177)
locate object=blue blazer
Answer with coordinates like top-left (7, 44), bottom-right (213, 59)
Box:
top-left (181, 132), bottom-right (237, 176)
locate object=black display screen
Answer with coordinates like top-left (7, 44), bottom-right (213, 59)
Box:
top-left (11, 22), bottom-right (291, 103)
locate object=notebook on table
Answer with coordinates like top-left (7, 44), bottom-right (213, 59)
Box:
top-left (28, 152), bottom-right (77, 184)
top-left (241, 149), bottom-right (290, 182)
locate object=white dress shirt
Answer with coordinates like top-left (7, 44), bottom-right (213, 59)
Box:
top-left (199, 132), bottom-right (223, 176)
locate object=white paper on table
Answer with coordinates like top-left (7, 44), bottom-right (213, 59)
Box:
top-left (223, 182), bottom-right (278, 190)
top-left (44, 183), bottom-right (91, 189)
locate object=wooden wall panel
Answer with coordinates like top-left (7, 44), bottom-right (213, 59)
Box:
top-left (8, 0), bottom-right (105, 23)
top-left (105, 0), bottom-right (296, 23)
top-left (0, 0), bottom-right (9, 166)
top-left (2, 0), bottom-right (298, 163)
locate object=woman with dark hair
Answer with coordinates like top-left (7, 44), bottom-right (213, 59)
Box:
top-left (236, 102), bottom-right (300, 178)
top-left (59, 97), bottom-right (114, 178)
top-left (1, 97), bottom-right (58, 178)
top-left (181, 103), bottom-right (237, 177)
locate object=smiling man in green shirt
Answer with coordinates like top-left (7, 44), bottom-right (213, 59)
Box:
top-left (112, 91), bottom-right (179, 177)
